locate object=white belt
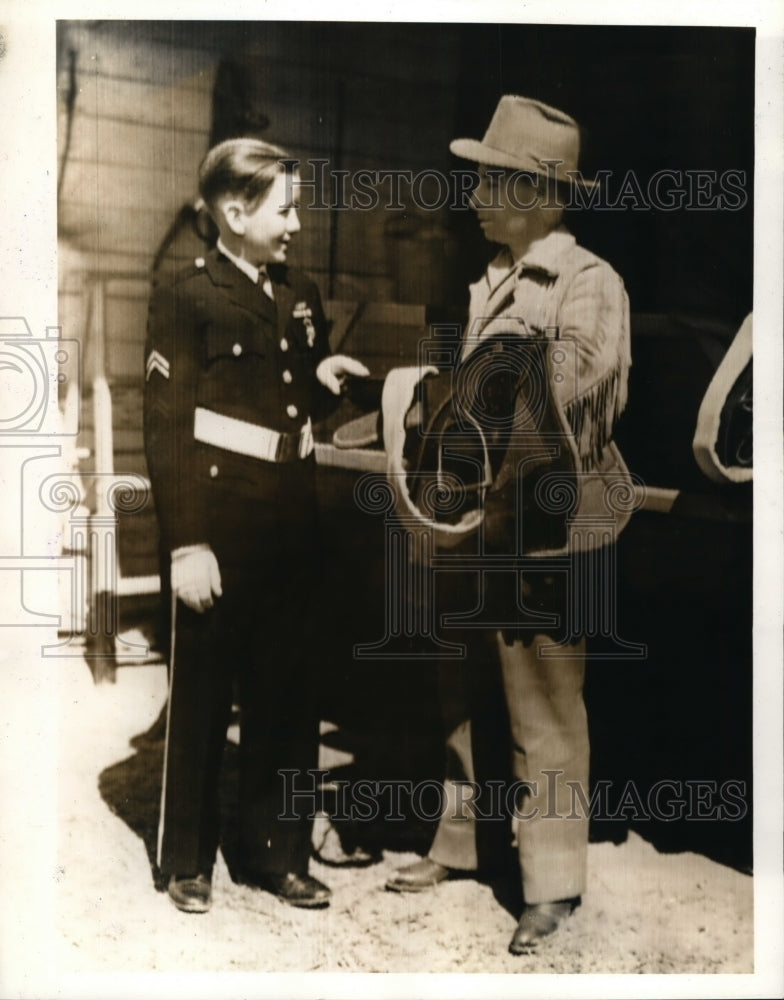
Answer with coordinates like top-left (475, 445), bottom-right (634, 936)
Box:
top-left (194, 407), bottom-right (314, 463)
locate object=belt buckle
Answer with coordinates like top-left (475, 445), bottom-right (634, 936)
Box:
top-left (275, 430), bottom-right (298, 463)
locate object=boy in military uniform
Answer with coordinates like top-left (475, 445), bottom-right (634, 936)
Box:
top-left (144, 138), bottom-right (368, 913)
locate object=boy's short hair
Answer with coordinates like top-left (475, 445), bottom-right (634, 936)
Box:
top-left (198, 137), bottom-right (292, 215)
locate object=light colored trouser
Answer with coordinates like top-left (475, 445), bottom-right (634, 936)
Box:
top-left (429, 633), bottom-right (589, 904)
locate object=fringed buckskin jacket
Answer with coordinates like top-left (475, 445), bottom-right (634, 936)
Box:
top-left (382, 225), bottom-right (635, 556)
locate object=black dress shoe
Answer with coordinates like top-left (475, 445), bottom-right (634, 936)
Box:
top-left (385, 857), bottom-right (450, 892)
top-left (167, 873), bottom-right (212, 913)
top-left (260, 871), bottom-right (332, 908)
top-left (509, 897), bottom-right (580, 953)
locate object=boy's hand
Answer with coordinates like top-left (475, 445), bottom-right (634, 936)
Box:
top-left (171, 545), bottom-right (223, 613)
top-left (316, 355), bottom-right (370, 395)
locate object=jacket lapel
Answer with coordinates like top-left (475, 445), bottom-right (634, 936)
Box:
top-left (206, 250), bottom-right (277, 325)
top-left (463, 264), bottom-right (517, 360)
top-left (482, 267), bottom-right (518, 322)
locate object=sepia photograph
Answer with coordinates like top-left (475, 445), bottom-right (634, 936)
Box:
top-left (0, 2), bottom-right (782, 997)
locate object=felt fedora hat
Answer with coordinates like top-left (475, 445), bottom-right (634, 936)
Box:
top-left (450, 95), bottom-right (596, 187)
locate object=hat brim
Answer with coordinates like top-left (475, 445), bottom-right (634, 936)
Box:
top-left (450, 138), bottom-right (598, 189)
top-left (333, 411), bottom-right (380, 449)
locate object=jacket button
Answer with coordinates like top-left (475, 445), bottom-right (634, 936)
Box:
top-left (286, 404), bottom-right (298, 419)
top-left (282, 369), bottom-right (293, 384)
top-left (280, 338), bottom-right (289, 352)
top-left (210, 465), bottom-right (219, 478)
top-left (232, 343), bottom-right (243, 356)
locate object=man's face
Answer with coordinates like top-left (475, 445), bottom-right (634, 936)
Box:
top-left (469, 166), bottom-right (541, 255)
top-left (239, 169), bottom-right (301, 265)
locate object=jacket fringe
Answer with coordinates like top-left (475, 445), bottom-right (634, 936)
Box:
top-left (565, 359), bottom-right (630, 472)
top-left (563, 299), bottom-right (631, 470)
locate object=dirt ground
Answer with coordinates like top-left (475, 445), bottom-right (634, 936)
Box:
top-left (30, 650), bottom-right (753, 982)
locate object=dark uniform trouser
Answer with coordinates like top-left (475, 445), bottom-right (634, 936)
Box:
top-left (157, 465), bottom-right (320, 878)
top-left (428, 631), bottom-right (589, 904)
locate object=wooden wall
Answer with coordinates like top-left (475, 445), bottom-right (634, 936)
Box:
top-left (56, 20), bottom-right (465, 581)
top-left (57, 21), bottom-right (465, 291)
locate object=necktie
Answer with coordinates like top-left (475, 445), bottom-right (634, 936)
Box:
top-left (259, 267), bottom-right (274, 301)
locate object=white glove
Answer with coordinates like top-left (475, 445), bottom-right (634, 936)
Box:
top-left (316, 354), bottom-right (370, 394)
top-left (171, 545), bottom-right (223, 613)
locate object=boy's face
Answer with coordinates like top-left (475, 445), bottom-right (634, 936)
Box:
top-left (232, 169), bottom-right (301, 265)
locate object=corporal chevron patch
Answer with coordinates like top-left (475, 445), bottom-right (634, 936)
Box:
top-left (146, 349), bottom-right (170, 381)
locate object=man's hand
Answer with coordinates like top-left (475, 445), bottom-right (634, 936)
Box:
top-left (171, 546), bottom-right (223, 613)
top-left (316, 354), bottom-right (370, 395)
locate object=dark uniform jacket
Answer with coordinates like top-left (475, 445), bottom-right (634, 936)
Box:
top-left (143, 248), bottom-right (333, 555)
